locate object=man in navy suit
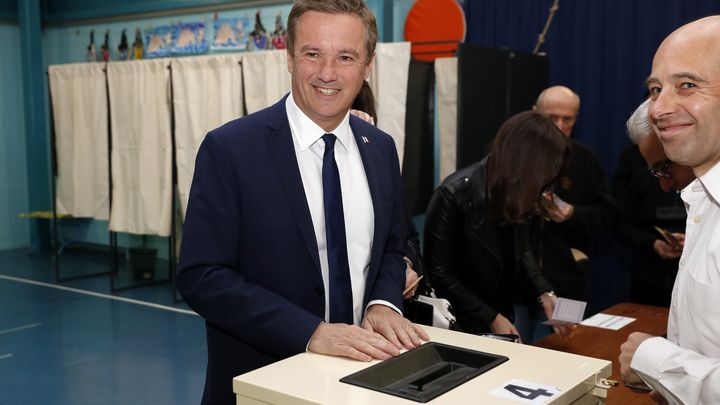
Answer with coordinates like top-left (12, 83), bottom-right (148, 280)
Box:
top-left (178, 1), bottom-right (429, 403)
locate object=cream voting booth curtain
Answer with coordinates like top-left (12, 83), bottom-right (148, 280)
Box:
top-left (242, 50), bottom-right (291, 114)
top-left (171, 54), bottom-right (244, 219)
top-left (369, 42), bottom-right (411, 167)
top-left (48, 63), bottom-right (109, 220)
top-left (435, 57), bottom-right (458, 182)
top-left (107, 59), bottom-right (172, 236)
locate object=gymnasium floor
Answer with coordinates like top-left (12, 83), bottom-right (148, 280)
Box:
top-left (0, 248), bottom-right (206, 404)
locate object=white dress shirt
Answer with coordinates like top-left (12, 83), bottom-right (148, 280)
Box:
top-left (631, 161), bottom-right (720, 405)
top-left (286, 94), bottom-right (399, 325)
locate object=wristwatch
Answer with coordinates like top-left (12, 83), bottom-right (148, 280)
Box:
top-left (538, 290), bottom-right (556, 303)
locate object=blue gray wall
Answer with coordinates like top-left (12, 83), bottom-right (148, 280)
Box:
top-left (0, 22), bottom-right (30, 249)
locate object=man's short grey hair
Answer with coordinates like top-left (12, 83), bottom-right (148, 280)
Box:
top-left (626, 99), bottom-right (654, 144)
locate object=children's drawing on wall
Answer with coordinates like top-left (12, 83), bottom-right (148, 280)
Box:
top-left (117, 29), bottom-right (129, 61)
top-left (145, 25), bottom-right (173, 58)
top-left (132, 28), bottom-right (144, 60)
top-left (101, 30), bottom-right (111, 61)
top-left (271, 13), bottom-right (287, 50)
top-left (211, 16), bottom-right (250, 51)
top-left (86, 30), bottom-right (97, 62)
top-left (250, 10), bottom-right (269, 51)
top-left (172, 22), bottom-right (209, 55)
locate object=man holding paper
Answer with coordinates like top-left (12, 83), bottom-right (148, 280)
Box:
top-left (532, 86), bottom-right (616, 303)
top-left (614, 98), bottom-right (694, 306)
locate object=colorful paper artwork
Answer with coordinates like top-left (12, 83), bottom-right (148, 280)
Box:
top-left (172, 22), bottom-right (209, 55)
top-left (249, 10), bottom-right (269, 51)
top-left (132, 28), bottom-right (144, 60)
top-left (212, 17), bottom-right (251, 51)
top-left (145, 26), bottom-right (173, 58)
top-left (271, 13), bottom-right (287, 50)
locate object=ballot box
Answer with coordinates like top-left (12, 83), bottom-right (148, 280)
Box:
top-left (233, 326), bottom-right (612, 404)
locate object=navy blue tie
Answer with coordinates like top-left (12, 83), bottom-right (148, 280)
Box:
top-left (322, 133), bottom-right (354, 324)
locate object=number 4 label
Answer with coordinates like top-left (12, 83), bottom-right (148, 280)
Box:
top-left (490, 379), bottom-right (561, 404)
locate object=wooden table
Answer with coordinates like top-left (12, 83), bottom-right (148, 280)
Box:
top-left (534, 303), bottom-right (669, 405)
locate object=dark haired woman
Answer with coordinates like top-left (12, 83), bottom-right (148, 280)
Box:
top-left (424, 111), bottom-right (572, 340)
top-left (351, 81), bottom-right (377, 126)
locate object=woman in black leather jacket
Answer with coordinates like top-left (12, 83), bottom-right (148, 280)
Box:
top-left (424, 111), bottom-right (571, 339)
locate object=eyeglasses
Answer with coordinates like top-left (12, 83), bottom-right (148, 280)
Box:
top-left (649, 159), bottom-right (672, 179)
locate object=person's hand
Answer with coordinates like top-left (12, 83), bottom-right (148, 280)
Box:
top-left (649, 390), bottom-right (669, 404)
top-left (403, 263), bottom-right (419, 300)
top-left (361, 304), bottom-right (429, 351)
top-left (653, 239), bottom-right (682, 259)
top-left (539, 293), bottom-right (575, 337)
top-left (307, 322), bottom-right (400, 362)
top-left (489, 313), bottom-right (522, 342)
top-left (619, 331), bottom-right (655, 386)
top-left (544, 203), bottom-right (575, 223)
top-left (350, 109), bottom-right (375, 125)
top-left (672, 232), bottom-right (685, 242)
top-left (672, 232), bottom-right (685, 248)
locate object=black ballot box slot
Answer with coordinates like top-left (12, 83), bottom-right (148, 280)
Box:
top-left (340, 341), bottom-right (508, 403)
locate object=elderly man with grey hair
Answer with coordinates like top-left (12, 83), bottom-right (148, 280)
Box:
top-left (626, 99), bottom-right (654, 143)
top-left (526, 86), bottom-right (616, 304)
top-left (613, 99), bottom-right (693, 307)
top-left (628, 99), bottom-right (695, 192)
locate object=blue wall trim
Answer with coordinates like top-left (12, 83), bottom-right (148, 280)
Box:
top-left (0, 0), bottom-right (16, 22)
top-left (43, 0), bottom-right (290, 23)
top-left (0, 0), bottom-right (16, 12)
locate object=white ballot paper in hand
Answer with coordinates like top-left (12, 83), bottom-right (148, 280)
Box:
top-left (543, 297), bottom-right (586, 326)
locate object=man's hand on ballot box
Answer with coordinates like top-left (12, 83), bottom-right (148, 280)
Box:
top-left (308, 304), bottom-right (429, 362)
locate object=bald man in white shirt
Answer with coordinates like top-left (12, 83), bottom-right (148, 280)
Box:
top-left (619, 15), bottom-right (720, 405)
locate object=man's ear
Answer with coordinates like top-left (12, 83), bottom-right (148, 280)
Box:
top-left (363, 53), bottom-right (376, 80)
top-left (532, 105), bottom-right (538, 112)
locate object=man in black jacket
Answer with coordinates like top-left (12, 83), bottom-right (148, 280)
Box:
top-left (613, 99), bottom-right (694, 306)
top-left (532, 86), bottom-right (616, 302)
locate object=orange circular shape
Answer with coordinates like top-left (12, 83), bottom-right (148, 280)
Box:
top-left (404, 0), bottom-right (466, 61)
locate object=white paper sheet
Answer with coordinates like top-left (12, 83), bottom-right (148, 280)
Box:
top-left (543, 297), bottom-right (586, 325)
top-left (581, 313), bottom-right (636, 330)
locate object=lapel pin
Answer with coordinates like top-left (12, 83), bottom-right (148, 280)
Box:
top-left (362, 136), bottom-right (370, 144)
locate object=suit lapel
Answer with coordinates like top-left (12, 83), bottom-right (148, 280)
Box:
top-left (265, 101), bottom-right (322, 275)
top-left (351, 119), bottom-right (384, 278)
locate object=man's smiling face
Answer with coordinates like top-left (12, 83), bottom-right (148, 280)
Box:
top-left (287, 11), bottom-right (373, 133)
top-left (648, 19), bottom-right (720, 176)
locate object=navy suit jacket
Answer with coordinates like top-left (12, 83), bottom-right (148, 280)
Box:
top-left (178, 96), bottom-right (407, 405)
